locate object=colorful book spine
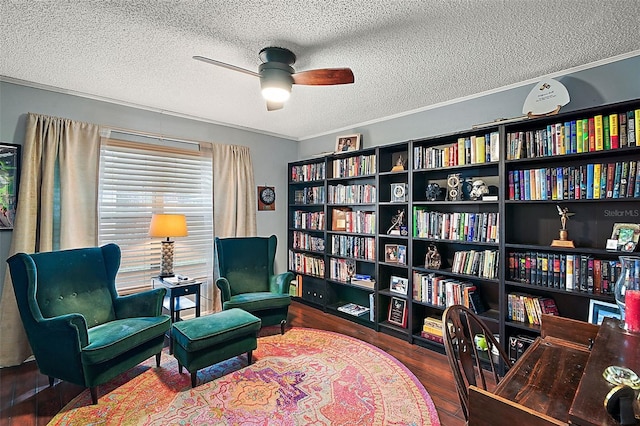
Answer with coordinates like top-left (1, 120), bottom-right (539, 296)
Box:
top-left (629, 110), bottom-right (637, 146)
top-left (586, 163), bottom-right (595, 199)
top-left (635, 109), bottom-right (640, 146)
top-left (627, 160), bottom-right (637, 198)
top-left (610, 113), bottom-right (619, 149)
top-left (594, 115), bottom-right (604, 151)
top-left (570, 120), bottom-right (577, 154)
top-left (576, 119), bottom-right (584, 152)
top-left (588, 117), bottom-right (596, 151)
top-left (603, 115), bottom-right (610, 150)
top-left (619, 112), bottom-right (628, 147)
top-left (593, 163), bottom-right (601, 199)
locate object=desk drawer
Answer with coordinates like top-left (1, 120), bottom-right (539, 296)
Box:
top-left (168, 285), bottom-right (198, 297)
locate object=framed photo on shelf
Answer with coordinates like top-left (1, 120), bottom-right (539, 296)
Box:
top-left (335, 134), bottom-right (361, 153)
top-left (0, 143), bottom-right (20, 231)
top-left (610, 223), bottom-right (640, 252)
top-left (384, 244), bottom-right (398, 263)
top-left (390, 276), bottom-right (408, 295)
top-left (397, 245), bottom-right (407, 265)
top-left (331, 208), bottom-right (351, 231)
top-left (388, 297), bottom-right (407, 327)
top-left (390, 151), bottom-right (408, 172)
top-left (588, 299), bottom-right (621, 325)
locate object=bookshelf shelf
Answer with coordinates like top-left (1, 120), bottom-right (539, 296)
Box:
top-left (288, 98), bottom-right (640, 358)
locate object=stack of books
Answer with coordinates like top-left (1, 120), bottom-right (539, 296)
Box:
top-left (350, 274), bottom-right (375, 289)
top-left (421, 316), bottom-right (444, 344)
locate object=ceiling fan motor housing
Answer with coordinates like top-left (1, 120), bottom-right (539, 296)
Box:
top-left (259, 62), bottom-right (294, 95)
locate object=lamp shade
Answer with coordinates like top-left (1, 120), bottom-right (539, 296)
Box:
top-left (149, 214), bottom-right (188, 238)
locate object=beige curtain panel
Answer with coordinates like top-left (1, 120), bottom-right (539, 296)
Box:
top-left (0, 113), bottom-right (100, 367)
top-left (211, 143), bottom-right (257, 238)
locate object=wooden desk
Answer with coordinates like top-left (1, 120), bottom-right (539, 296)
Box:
top-left (569, 318), bottom-right (640, 426)
top-left (469, 316), bottom-right (638, 426)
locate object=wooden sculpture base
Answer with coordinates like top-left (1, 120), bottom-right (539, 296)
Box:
top-left (551, 239), bottom-right (575, 248)
top-left (551, 230), bottom-right (575, 248)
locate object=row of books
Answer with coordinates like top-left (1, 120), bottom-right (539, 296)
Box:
top-left (508, 160), bottom-right (640, 201)
top-left (508, 252), bottom-right (621, 295)
top-left (508, 335), bottom-right (536, 364)
top-left (413, 209), bottom-right (500, 243)
top-left (506, 109), bottom-right (640, 160)
top-left (327, 183), bottom-right (377, 204)
top-left (507, 293), bottom-right (559, 325)
top-left (293, 186), bottom-right (326, 205)
top-left (421, 316), bottom-right (444, 344)
top-left (413, 131), bottom-right (500, 169)
top-left (289, 275), bottom-right (304, 297)
top-left (451, 249), bottom-right (499, 279)
top-left (292, 231), bottom-right (325, 252)
top-left (288, 250), bottom-right (325, 278)
top-left (331, 209), bottom-right (376, 234)
top-left (332, 154), bottom-right (376, 178)
top-left (329, 234), bottom-right (376, 260)
top-left (291, 162), bottom-right (326, 182)
top-left (412, 271), bottom-right (486, 313)
top-left (329, 258), bottom-right (356, 282)
top-left (292, 210), bottom-right (325, 230)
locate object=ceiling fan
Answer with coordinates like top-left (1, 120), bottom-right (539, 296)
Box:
top-left (193, 47), bottom-right (355, 111)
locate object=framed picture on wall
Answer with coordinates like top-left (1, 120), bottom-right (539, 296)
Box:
top-left (0, 143), bottom-right (20, 230)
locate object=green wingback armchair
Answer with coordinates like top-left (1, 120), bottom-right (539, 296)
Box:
top-left (215, 235), bottom-right (293, 334)
top-left (6, 244), bottom-right (171, 404)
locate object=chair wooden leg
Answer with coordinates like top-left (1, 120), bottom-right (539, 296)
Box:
top-left (191, 372), bottom-right (197, 388)
top-left (248, 350), bottom-right (253, 365)
top-left (178, 362), bottom-right (183, 374)
top-left (280, 319), bottom-right (286, 335)
top-left (156, 352), bottom-right (161, 367)
top-left (48, 376), bottom-right (54, 387)
top-left (90, 387), bottom-right (98, 405)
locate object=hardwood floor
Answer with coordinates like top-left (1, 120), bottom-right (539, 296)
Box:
top-left (0, 301), bottom-right (465, 425)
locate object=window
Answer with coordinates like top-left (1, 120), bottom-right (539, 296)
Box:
top-left (98, 138), bottom-right (214, 308)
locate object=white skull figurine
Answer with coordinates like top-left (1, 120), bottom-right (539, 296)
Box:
top-left (470, 180), bottom-right (489, 200)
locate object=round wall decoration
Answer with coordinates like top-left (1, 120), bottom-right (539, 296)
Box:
top-left (258, 186), bottom-right (276, 210)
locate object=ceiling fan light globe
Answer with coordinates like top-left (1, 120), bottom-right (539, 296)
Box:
top-left (262, 87), bottom-right (290, 103)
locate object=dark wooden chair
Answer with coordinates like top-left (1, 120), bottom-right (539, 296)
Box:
top-left (442, 304), bottom-right (512, 421)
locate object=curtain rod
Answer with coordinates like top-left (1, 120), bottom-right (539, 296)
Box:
top-left (102, 125), bottom-right (209, 147)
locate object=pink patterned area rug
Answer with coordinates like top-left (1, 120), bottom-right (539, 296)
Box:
top-left (49, 327), bottom-right (441, 425)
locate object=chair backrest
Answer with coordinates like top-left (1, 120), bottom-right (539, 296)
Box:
top-left (215, 235), bottom-right (276, 295)
top-left (442, 304), bottom-right (512, 421)
top-left (7, 244), bottom-right (121, 329)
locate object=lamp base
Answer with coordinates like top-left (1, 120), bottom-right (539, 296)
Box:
top-left (160, 240), bottom-right (175, 277)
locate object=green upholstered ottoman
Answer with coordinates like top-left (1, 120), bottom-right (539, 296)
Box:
top-left (172, 308), bottom-right (261, 387)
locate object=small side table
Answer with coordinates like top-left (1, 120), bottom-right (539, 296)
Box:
top-left (152, 277), bottom-right (202, 353)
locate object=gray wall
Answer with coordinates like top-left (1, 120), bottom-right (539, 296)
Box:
top-left (2, 53), bottom-right (639, 293)
top-left (0, 81), bottom-right (298, 293)
top-left (298, 54), bottom-right (640, 158)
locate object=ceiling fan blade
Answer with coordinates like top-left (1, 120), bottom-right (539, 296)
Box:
top-left (292, 68), bottom-right (354, 86)
top-left (266, 101), bottom-right (284, 111)
top-left (193, 55), bottom-right (259, 78)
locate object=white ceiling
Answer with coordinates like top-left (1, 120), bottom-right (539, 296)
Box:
top-left (2, 1), bottom-right (640, 141)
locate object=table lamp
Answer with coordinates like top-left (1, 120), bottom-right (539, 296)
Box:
top-left (149, 213), bottom-right (188, 277)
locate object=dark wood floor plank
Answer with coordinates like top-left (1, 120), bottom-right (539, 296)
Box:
top-left (0, 301), bottom-right (465, 426)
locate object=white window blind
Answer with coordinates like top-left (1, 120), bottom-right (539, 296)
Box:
top-left (98, 138), bottom-right (214, 297)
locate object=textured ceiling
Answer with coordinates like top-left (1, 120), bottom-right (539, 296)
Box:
top-left (1, 1), bottom-right (640, 140)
